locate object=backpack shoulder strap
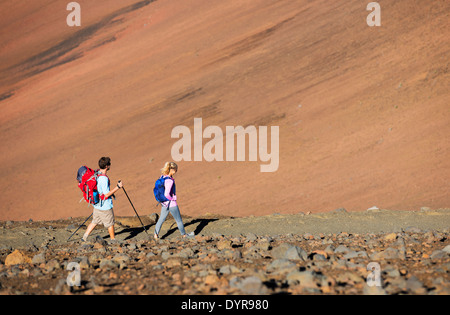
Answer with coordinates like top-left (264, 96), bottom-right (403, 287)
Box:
top-left (96, 173), bottom-right (110, 185)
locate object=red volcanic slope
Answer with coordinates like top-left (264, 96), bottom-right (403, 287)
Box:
top-left (0, 0), bottom-right (448, 221)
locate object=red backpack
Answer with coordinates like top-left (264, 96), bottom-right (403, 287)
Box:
top-left (76, 166), bottom-right (107, 205)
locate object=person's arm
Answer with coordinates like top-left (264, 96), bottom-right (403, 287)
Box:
top-left (164, 179), bottom-right (176, 201)
top-left (100, 179), bottom-right (123, 200)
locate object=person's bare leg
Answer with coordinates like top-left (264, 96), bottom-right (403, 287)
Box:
top-left (83, 222), bottom-right (97, 241)
top-left (108, 225), bottom-right (115, 240)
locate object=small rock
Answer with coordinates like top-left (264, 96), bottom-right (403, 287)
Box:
top-left (175, 248), bottom-right (195, 259)
top-left (54, 278), bottom-right (71, 295)
top-left (94, 235), bottom-right (108, 247)
top-left (430, 250), bottom-right (448, 260)
top-left (383, 266), bottom-right (401, 278)
top-left (334, 245), bottom-right (351, 254)
top-left (287, 270), bottom-right (317, 288)
top-left (289, 246), bottom-right (308, 260)
top-left (161, 251), bottom-right (172, 260)
top-left (78, 257), bottom-right (90, 269)
top-left (311, 250), bottom-right (329, 259)
top-left (127, 242), bottom-right (137, 250)
top-left (266, 259), bottom-right (297, 274)
top-left (32, 253), bottom-right (46, 265)
top-left (324, 244), bottom-right (336, 256)
top-left (335, 271), bottom-right (365, 285)
top-left (231, 276), bottom-right (268, 295)
top-left (245, 233), bottom-right (258, 241)
top-left (45, 259), bottom-right (61, 273)
top-left (254, 240), bottom-right (271, 251)
top-left (384, 233), bottom-right (397, 241)
top-left (311, 252), bottom-right (327, 261)
top-left (5, 250), bottom-right (32, 266)
top-left (303, 233), bottom-right (314, 240)
top-left (442, 245), bottom-right (450, 254)
top-left (112, 254), bottom-right (131, 268)
top-left (217, 239), bottom-right (233, 250)
top-left (99, 259), bottom-right (119, 270)
top-left (204, 274), bottom-right (220, 286)
top-left (406, 276), bottom-right (426, 294)
top-left (371, 247), bottom-right (405, 260)
top-left (271, 243), bottom-right (307, 261)
top-left (343, 250), bottom-right (368, 260)
top-left (219, 265), bottom-right (241, 275)
top-left (166, 258), bottom-right (181, 268)
top-left (88, 253), bottom-right (103, 265)
top-left (221, 249), bottom-right (242, 260)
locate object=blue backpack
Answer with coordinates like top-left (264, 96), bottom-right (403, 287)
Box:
top-left (153, 176), bottom-right (175, 203)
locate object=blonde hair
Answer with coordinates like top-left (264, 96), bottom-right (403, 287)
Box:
top-left (161, 162), bottom-right (178, 175)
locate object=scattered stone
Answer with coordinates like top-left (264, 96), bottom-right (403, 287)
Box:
top-left (384, 233), bottom-right (397, 241)
top-left (217, 239), bottom-right (232, 250)
top-left (0, 212), bottom-right (449, 295)
top-left (343, 250), bottom-right (368, 260)
top-left (406, 276), bottom-right (426, 294)
top-left (286, 270), bottom-right (317, 288)
top-left (44, 259), bottom-right (61, 273)
top-left (430, 250), bottom-right (448, 260)
top-left (94, 235), bottom-right (108, 247)
top-left (99, 259), bottom-right (120, 270)
top-left (266, 259), bottom-right (297, 274)
top-left (245, 233), bottom-right (258, 241)
top-left (442, 245), bottom-right (450, 254)
top-left (5, 250), bottom-right (32, 266)
top-left (271, 243), bottom-right (307, 261)
top-left (254, 239), bottom-right (270, 251)
top-left (334, 245), bottom-right (351, 254)
top-left (371, 247), bottom-right (405, 260)
top-left (32, 253), bottom-right (46, 265)
top-left (219, 265), bottom-right (241, 275)
top-left (231, 276), bottom-right (269, 295)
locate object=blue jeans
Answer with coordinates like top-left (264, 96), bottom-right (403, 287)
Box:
top-left (154, 205), bottom-right (186, 236)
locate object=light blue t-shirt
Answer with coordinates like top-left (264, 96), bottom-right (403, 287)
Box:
top-left (94, 175), bottom-right (113, 210)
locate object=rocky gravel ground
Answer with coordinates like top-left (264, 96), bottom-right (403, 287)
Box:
top-left (0, 209), bottom-right (449, 295)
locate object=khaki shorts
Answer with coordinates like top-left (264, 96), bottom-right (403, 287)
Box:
top-left (92, 208), bottom-right (115, 228)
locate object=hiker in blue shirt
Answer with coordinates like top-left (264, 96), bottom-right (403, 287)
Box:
top-left (82, 157), bottom-right (123, 242)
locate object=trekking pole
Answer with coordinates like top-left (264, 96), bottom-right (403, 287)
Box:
top-left (121, 184), bottom-right (148, 234)
top-left (67, 213), bottom-right (93, 242)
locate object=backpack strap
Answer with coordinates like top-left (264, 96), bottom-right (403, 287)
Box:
top-left (96, 173), bottom-right (113, 204)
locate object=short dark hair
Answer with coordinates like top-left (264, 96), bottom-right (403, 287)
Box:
top-left (98, 157), bottom-right (111, 169)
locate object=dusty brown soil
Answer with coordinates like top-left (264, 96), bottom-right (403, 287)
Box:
top-left (0, 0), bottom-right (449, 222)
